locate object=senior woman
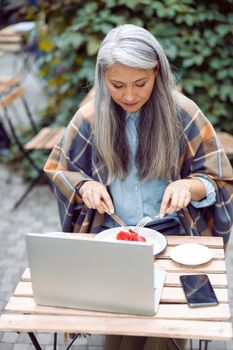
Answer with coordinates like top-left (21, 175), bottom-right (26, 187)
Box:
top-left (44, 24), bottom-right (233, 350)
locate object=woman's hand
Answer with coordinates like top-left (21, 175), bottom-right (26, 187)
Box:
top-left (79, 180), bottom-right (114, 214)
top-left (159, 178), bottom-right (206, 217)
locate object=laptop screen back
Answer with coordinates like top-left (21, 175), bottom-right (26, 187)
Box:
top-left (26, 233), bottom-right (156, 315)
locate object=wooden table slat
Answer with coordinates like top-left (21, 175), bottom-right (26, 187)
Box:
top-left (164, 236), bottom-right (224, 248)
top-left (21, 268), bottom-right (228, 288)
top-left (165, 272), bottom-right (228, 287)
top-left (5, 297), bottom-right (231, 321)
top-left (163, 246), bottom-right (224, 260)
top-left (0, 314), bottom-right (232, 341)
top-left (155, 259), bottom-right (226, 273)
top-left (22, 234), bottom-right (223, 248)
top-left (14, 282), bottom-right (229, 303)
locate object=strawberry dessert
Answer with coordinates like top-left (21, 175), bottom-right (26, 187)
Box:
top-left (116, 228), bottom-right (146, 242)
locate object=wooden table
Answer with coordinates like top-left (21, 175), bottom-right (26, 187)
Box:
top-left (0, 235), bottom-right (232, 350)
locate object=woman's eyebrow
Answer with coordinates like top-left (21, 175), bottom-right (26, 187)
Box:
top-left (110, 77), bottom-right (147, 84)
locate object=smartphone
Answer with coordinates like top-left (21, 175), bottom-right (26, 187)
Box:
top-left (180, 274), bottom-right (219, 307)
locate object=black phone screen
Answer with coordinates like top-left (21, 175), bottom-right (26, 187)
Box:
top-left (180, 274), bottom-right (219, 307)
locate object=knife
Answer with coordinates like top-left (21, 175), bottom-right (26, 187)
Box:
top-left (101, 201), bottom-right (126, 227)
top-left (107, 212), bottom-right (126, 227)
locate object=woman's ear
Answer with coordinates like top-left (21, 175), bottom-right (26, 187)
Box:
top-left (154, 63), bottom-right (159, 77)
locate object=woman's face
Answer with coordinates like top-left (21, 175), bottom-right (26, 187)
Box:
top-left (105, 64), bottom-right (157, 112)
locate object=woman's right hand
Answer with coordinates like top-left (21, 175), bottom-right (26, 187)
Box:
top-left (79, 180), bottom-right (114, 214)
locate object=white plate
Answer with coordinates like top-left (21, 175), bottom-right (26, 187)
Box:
top-left (95, 227), bottom-right (167, 256)
top-left (169, 243), bottom-right (213, 266)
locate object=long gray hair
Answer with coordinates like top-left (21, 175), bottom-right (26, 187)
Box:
top-left (94, 24), bottom-right (182, 184)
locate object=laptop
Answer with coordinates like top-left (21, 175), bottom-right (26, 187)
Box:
top-left (25, 232), bottom-right (166, 316)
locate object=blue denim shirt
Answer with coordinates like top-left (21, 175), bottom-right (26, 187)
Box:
top-left (102, 112), bottom-right (216, 229)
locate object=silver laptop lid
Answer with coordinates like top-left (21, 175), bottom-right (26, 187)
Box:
top-left (26, 233), bottom-right (156, 315)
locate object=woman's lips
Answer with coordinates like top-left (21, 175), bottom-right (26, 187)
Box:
top-left (124, 102), bottom-right (138, 107)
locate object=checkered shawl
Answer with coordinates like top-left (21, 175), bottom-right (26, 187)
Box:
top-left (44, 93), bottom-right (233, 243)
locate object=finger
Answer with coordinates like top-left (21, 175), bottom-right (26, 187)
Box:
top-left (178, 189), bottom-right (191, 208)
top-left (81, 181), bottom-right (104, 209)
top-left (176, 189), bottom-right (188, 210)
top-left (82, 192), bottom-right (93, 209)
top-left (176, 197), bottom-right (186, 211)
top-left (92, 188), bottom-right (105, 213)
top-left (95, 191), bottom-right (113, 215)
top-left (160, 188), bottom-right (173, 217)
top-left (101, 194), bottom-right (114, 214)
top-left (166, 190), bottom-right (180, 214)
top-left (183, 192), bottom-right (191, 208)
top-left (90, 185), bottom-right (114, 214)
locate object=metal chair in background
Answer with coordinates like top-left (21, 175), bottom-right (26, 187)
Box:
top-left (0, 76), bottom-right (65, 209)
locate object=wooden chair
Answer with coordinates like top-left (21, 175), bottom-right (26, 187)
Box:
top-left (0, 25), bottom-right (22, 55)
top-left (0, 76), bottom-right (65, 209)
top-left (0, 22), bottom-right (36, 79)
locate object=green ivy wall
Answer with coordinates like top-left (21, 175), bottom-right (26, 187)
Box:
top-left (36, 0), bottom-right (233, 132)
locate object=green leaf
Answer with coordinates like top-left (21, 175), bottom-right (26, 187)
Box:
top-left (58, 32), bottom-right (84, 49)
top-left (153, 22), bottom-right (179, 37)
top-left (86, 36), bottom-right (101, 56)
top-left (208, 85), bottom-right (218, 97)
top-left (164, 44), bottom-right (178, 59)
top-left (183, 55), bottom-right (203, 67)
top-left (217, 69), bottom-right (230, 80)
top-left (183, 82), bottom-right (194, 94)
top-left (128, 17), bottom-right (144, 27)
top-left (210, 58), bottom-right (221, 70)
top-left (227, 13), bottom-right (233, 24)
top-left (118, 0), bottom-right (142, 9)
top-left (220, 84), bottom-right (232, 101)
top-left (98, 22), bottom-right (114, 34)
top-left (215, 24), bottom-right (231, 36)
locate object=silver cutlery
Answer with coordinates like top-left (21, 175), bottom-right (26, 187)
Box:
top-left (134, 214), bottom-right (161, 233)
top-left (101, 201), bottom-right (126, 227)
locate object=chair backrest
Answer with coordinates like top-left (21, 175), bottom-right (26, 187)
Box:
top-left (0, 25), bottom-right (22, 54)
top-left (0, 76), bottom-right (65, 155)
top-left (0, 78), bottom-right (38, 150)
top-left (0, 76), bottom-right (65, 209)
top-left (0, 75), bottom-right (20, 93)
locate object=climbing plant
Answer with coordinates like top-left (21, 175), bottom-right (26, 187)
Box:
top-left (35, 0), bottom-right (233, 133)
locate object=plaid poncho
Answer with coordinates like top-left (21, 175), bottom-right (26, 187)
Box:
top-left (44, 92), bottom-right (233, 243)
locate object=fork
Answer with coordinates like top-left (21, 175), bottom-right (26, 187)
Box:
top-left (134, 214), bottom-right (161, 234)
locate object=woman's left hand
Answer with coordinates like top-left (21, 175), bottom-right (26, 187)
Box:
top-left (159, 179), bottom-right (192, 217)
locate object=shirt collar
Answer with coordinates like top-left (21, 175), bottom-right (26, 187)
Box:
top-left (126, 111), bottom-right (140, 120)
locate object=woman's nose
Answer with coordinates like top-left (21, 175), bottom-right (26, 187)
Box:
top-left (124, 87), bottom-right (135, 102)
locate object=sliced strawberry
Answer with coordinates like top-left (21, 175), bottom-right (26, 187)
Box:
top-left (129, 228), bottom-right (137, 234)
top-left (129, 231), bottom-right (138, 241)
top-left (136, 235), bottom-right (146, 242)
top-left (116, 229), bottom-right (146, 242)
top-left (116, 231), bottom-right (131, 240)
